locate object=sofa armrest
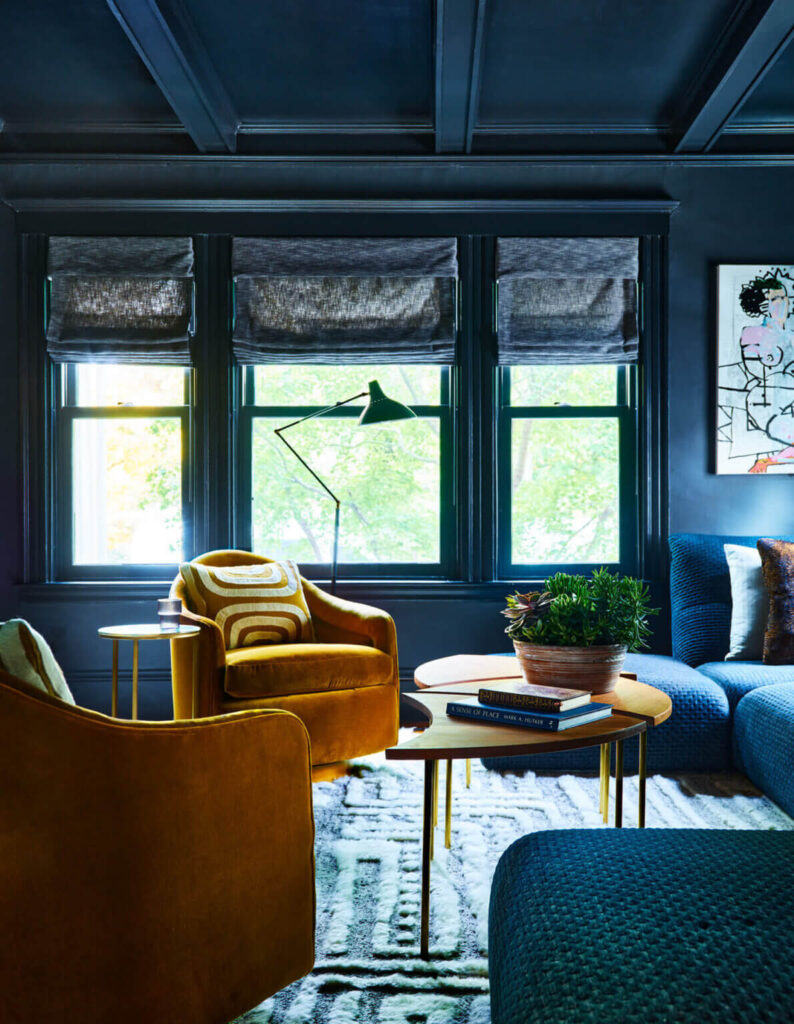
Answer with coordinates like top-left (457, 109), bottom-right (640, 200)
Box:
top-left (0, 679), bottom-right (315, 1023)
top-left (303, 579), bottom-right (399, 680)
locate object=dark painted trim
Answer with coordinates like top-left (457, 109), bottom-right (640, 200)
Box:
top-left (106, 0), bottom-right (238, 154)
top-left (237, 121), bottom-right (435, 134)
top-left (475, 122), bottom-right (668, 135)
top-left (673, 0), bottom-right (794, 153)
top-left (434, 0), bottom-right (488, 154)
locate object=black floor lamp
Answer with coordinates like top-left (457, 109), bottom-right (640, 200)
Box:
top-left (274, 380), bottom-right (415, 593)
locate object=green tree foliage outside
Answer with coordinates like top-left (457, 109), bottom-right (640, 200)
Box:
top-left (509, 366), bottom-right (620, 565)
top-left (251, 365), bottom-right (441, 564)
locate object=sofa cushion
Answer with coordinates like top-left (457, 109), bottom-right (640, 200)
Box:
top-left (669, 533), bottom-right (793, 667)
top-left (489, 829), bottom-right (794, 1024)
top-left (724, 542), bottom-right (767, 660)
top-left (698, 660), bottom-right (794, 711)
top-left (224, 642), bottom-right (393, 699)
top-left (735, 682), bottom-right (794, 818)
top-left (758, 538), bottom-right (794, 664)
top-left (180, 559), bottom-right (314, 649)
top-left (482, 652), bottom-right (731, 774)
top-left (0, 619), bottom-right (74, 705)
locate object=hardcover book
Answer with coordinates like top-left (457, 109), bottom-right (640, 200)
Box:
top-left (477, 682), bottom-right (591, 712)
top-left (446, 697), bottom-right (612, 732)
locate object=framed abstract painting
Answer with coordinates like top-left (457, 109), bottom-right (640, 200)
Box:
top-left (717, 264), bottom-right (794, 474)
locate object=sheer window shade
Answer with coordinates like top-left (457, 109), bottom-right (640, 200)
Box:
top-left (496, 237), bottom-right (639, 365)
top-left (46, 237), bottom-right (194, 364)
top-left (232, 237), bottom-right (458, 364)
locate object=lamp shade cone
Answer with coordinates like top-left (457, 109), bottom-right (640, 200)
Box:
top-left (358, 379), bottom-right (416, 425)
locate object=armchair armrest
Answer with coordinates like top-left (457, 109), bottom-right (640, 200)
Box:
top-left (169, 604), bottom-right (227, 719)
top-left (302, 579), bottom-right (399, 684)
top-left (0, 677), bottom-right (315, 1024)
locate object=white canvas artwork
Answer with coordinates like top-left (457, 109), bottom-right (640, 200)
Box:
top-left (717, 264), bottom-right (794, 474)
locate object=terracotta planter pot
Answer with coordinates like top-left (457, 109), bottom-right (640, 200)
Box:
top-left (512, 640), bottom-right (627, 695)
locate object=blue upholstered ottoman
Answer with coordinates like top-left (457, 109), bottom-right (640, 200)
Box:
top-left (489, 829), bottom-right (794, 1024)
top-left (481, 652), bottom-right (731, 774)
top-left (735, 683), bottom-right (794, 818)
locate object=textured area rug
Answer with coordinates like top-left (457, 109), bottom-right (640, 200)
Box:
top-left (236, 753), bottom-right (793, 1024)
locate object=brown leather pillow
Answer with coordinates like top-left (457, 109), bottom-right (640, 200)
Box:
top-left (758, 538), bottom-right (794, 664)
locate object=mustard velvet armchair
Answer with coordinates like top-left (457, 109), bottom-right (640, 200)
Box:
top-left (170, 550), bottom-right (400, 766)
top-left (0, 669), bottom-right (315, 1024)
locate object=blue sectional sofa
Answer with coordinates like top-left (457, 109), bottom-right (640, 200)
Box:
top-left (484, 533), bottom-right (794, 816)
top-left (488, 535), bottom-right (794, 1023)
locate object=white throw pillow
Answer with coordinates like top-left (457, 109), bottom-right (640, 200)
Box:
top-left (0, 618), bottom-right (75, 703)
top-left (724, 544), bottom-right (768, 661)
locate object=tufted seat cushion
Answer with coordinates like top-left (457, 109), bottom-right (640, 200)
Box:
top-left (698, 660), bottom-right (794, 712)
top-left (490, 829), bottom-right (794, 1024)
top-left (482, 652), bottom-right (731, 773)
top-left (735, 682), bottom-right (794, 817)
top-left (224, 643), bottom-right (393, 699)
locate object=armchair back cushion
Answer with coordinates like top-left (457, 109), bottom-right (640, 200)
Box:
top-left (180, 558), bottom-right (314, 648)
top-left (670, 533), bottom-right (794, 666)
top-left (0, 618), bottom-right (74, 704)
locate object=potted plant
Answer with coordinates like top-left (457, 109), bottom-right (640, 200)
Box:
top-left (502, 569), bottom-right (656, 694)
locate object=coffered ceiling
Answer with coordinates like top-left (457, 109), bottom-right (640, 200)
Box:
top-left (0, 0), bottom-right (792, 156)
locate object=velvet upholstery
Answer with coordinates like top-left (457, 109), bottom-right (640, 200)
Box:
top-left (0, 669), bottom-right (315, 1024)
top-left (171, 550), bottom-right (400, 766)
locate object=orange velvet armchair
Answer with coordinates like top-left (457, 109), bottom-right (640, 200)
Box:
top-left (170, 550), bottom-right (400, 766)
top-left (0, 669), bottom-right (315, 1024)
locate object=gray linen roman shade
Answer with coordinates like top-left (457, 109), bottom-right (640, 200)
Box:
top-left (496, 237), bottom-right (639, 364)
top-left (46, 237), bottom-right (194, 364)
top-left (232, 237), bottom-right (458, 363)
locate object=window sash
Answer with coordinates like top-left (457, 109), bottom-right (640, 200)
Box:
top-left (237, 365), bottom-right (455, 578)
top-left (497, 365), bottom-right (638, 577)
top-left (55, 365), bottom-right (193, 579)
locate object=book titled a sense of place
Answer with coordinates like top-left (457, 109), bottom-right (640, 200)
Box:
top-left (445, 695), bottom-right (613, 731)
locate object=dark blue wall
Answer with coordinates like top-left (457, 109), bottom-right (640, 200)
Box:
top-left (2, 160), bottom-right (793, 718)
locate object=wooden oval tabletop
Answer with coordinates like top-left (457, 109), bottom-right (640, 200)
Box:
top-left (413, 654), bottom-right (672, 727)
top-left (386, 690), bottom-right (646, 761)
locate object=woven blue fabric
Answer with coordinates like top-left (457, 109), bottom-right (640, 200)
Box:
top-left (490, 829), bottom-right (794, 1024)
top-left (481, 652), bottom-right (731, 774)
top-left (669, 532), bottom-right (794, 667)
top-left (698, 660), bottom-right (794, 711)
top-left (735, 683), bottom-right (794, 818)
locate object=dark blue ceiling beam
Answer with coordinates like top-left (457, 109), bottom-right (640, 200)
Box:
top-left (106, 0), bottom-right (238, 154)
top-left (435, 0), bottom-right (487, 154)
top-left (673, 0), bottom-right (794, 153)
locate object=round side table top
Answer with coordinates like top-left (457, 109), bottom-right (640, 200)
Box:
top-left (97, 624), bottom-right (200, 640)
top-left (385, 652), bottom-right (672, 762)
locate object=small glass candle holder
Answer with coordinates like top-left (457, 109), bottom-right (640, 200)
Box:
top-left (158, 598), bottom-right (182, 632)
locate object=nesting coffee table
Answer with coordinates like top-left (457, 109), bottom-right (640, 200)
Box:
top-left (385, 654), bottom-right (672, 958)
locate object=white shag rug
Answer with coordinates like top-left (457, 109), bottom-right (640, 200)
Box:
top-left (236, 753), bottom-right (793, 1024)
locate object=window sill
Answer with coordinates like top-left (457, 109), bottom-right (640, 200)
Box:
top-left (17, 578), bottom-right (548, 603)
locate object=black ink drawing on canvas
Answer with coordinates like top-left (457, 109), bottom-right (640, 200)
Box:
top-left (717, 264), bottom-right (794, 474)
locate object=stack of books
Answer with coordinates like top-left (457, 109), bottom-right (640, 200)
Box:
top-left (445, 682), bottom-right (612, 731)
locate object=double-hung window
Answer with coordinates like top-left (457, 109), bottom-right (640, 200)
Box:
top-left (232, 237), bottom-right (457, 577)
top-left (495, 236), bottom-right (640, 577)
top-left (46, 236), bottom-right (195, 579)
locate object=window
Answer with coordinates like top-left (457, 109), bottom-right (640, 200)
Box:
top-left (55, 363), bottom-right (192, 577)
top-left (238, 364), bottom-right (452, 576)
top-left (498, 364), bottom-right (637, 576)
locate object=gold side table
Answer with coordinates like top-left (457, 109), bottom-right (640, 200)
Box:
top-left (98, 623), bottom-right (200, 720)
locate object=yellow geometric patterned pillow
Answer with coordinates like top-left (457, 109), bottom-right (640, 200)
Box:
top-left (179, 560), bottom-right (314, 649)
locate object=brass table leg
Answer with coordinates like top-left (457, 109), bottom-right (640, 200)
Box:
top-left (602, 743), bottom-right (610, 823)
top-left (638, 730), bottom-right (647, 828)
top-left (430, 760), bottom-right (436, 860)
top-left (191, 635), bottom-right (199, 719)
top-left (445, 759), bottom-right (453, 849)
top-left (602, 741), bottom-right (610, 819)
top-left (131, 639), bottom-right (139, 721)
top-left (466, 758), bottom-right (471, 788)
top-left (614, 740), bottom-right (624, 828)
top-left (421, 760), bottom-right (435, 959)
top-left (111, 638), bottom-right (119, 718)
